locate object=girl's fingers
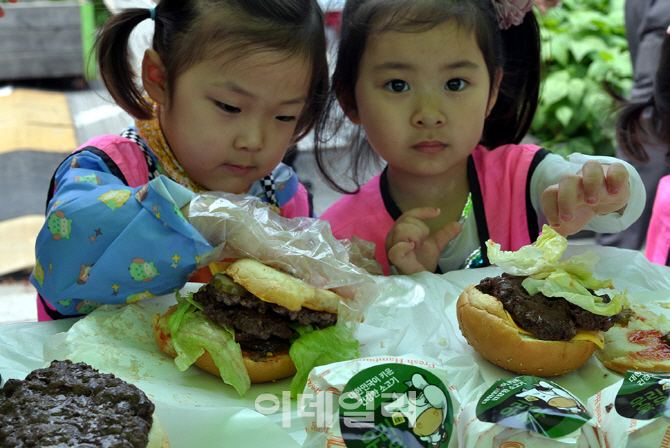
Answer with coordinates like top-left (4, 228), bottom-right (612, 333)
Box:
top-left (387, 242), bottom-right (425, 275)
top-left (392, 218), bottom-right (430, 243)
top-left (557, 174), bottom-right (579, 223)
top-left (386, 207), bottom-right (440, 249)
top-left (605, 162), bottom-right (628, 195)
top-left (399, 206), bottom-right (442, 222)
top-left (429, 221), bottom-right (462, 254)
top-left (542, 186), bottom-right (572, 235)
top-left (541, 186), bottom-right (560, 227)
top-left (581, 160), bottom-right (605, 205)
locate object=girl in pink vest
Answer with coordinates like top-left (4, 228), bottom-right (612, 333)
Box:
top-left (616, 33), bottom-right (670, 266)
top-left (315, 0), bottom-right (645, 275)
top-left (30, 0), bottom-right (328, 319)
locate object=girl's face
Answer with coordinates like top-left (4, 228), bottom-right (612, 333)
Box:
top-left (157, 49), bottom-right (311, 193)
top-left (346, 20), bottom-right (500, 181)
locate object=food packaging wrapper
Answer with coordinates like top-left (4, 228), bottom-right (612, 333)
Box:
top-left (587, 371), bottom-right (670, 447)
top-left (187, 191), bottom-right (381, 318)
top-left (457, 376), bottom-right (605, 447)
top-left (300, 354), bottom-right (477, 448)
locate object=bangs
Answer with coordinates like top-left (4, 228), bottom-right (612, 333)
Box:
top-left (362, 0), bottom-right (479, 35)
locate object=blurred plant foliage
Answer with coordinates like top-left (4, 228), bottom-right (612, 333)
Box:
top-left (531, 0), bottom-right (633, 157)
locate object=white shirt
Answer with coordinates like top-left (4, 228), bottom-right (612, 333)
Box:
top-left (432, 153), bottom-right (646, 272)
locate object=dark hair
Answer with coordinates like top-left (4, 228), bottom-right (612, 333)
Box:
top-left (95, 0), bottom-right (328, 143)
top-left (616, 34), bottom-right (670, 166)
top-left (314, 0), bottom-right (541, 193)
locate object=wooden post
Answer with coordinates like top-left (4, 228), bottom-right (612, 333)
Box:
top-left (0, 1), bottom-right (95, 81)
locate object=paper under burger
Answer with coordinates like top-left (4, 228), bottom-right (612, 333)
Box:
top-left (456, 225), bottom-right (629, 376)
top-left (152, 192), bottom-right (380, 397)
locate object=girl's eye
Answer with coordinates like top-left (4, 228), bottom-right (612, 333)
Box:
top-left (385, 79), bottom-right (409, 93)
top-left (216, 102), bottom-right (241, 114)
top-left (276, 116), bottom-right (297, 123)
top-left (445, 79), bottom-right (466, 91)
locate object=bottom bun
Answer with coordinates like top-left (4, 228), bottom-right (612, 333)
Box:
top-left (148, 416), bottom-right (171, 448)
top-left (152, 306), bottom-right (297, 383)
top-left (456, 284), bottom-right (597, 376)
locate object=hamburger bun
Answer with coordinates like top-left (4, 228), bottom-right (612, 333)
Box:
top-left (456, 284), bottom-right (598, 376)
top-left (153, 305), bottom-right (297, 383)
top-left (148, 416), bottom-right (171, 448)
top-left (226, 258), bottom-right (342, 313)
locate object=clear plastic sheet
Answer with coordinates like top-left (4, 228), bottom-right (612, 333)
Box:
top-left (187, 192), bottom-right (381, 313)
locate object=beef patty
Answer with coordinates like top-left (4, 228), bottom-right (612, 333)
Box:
top-left (192, 281), bottom-right (338, 353)
top-left (476, 273), bottom-right (620, 341)
top-left (0, 360), bottom-right (154, 448)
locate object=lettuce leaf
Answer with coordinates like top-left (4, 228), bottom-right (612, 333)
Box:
top-left (289, 325), bottom-right (360, 398)
top-left (166, 292), bottom-right (360, 398)
top-left (487, 225), bottom-right (627, 317)
top-left (168, 294), bottom-right (251, 396)
top-left (522, 272), bottom-right (627, 316)
top-left (486, 226), bottom-right (568, 276)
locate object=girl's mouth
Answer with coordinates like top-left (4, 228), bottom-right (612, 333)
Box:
top-left (412, 141), bottom-right (447, 153)
top-left (223, 164), bottom-right (254, 175)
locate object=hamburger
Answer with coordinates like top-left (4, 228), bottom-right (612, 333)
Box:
top-left (456, 225), bottom-right (628, 376)
top-left (0, 359), bottom-right (170, 448)
top-left (152, 258), bottom-right (360, 397)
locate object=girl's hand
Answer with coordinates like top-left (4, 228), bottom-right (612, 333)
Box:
top-left (385, 207), bottom-right (462, 275)
top-left (541, 160), bottom-right (630, 236)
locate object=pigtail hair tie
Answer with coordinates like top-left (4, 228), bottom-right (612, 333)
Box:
top-left (149, 7), bottom-right (156, 21)
top-left (492, 0), bottom-right (534, 29)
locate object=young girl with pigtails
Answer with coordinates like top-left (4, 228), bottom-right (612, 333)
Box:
top-left (31, 0), bottom-right (329, 319)
top-left (316, 0), bottom-right (646, 276)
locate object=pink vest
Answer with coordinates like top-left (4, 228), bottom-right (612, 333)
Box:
top-left (320, 144), bottom-right (544, 275)
top-left (645, 175), bottom-right (670, 266)
top-left (472, 143), bottom-right (543, 251)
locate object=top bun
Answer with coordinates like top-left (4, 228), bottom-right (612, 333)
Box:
top-left (456, 284), bottom-right (598, 376)
top-left (226, 258), bottom-right (342, 314)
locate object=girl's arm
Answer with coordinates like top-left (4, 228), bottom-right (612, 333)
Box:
top-left (530, 152), bottom-right (645, 236)
top-left (31, 150), bottom-right (212, 317)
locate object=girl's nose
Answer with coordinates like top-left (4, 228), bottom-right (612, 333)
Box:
top-left (233, 125), bottom-right (263, 151)
top-left (411, 94), bottom-right (446, 128)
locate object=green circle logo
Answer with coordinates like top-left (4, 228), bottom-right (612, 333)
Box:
top-left (339, 364), bottom-right (453, 448)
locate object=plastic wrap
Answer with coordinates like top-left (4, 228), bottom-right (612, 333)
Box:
top-left (187, 192), bottom-right (383, 321)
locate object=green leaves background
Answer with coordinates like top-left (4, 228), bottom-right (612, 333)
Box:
top-left (531, 0), bottom-right (633, 157)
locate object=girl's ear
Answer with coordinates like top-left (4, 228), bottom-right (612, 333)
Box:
top-left (142, 50), bottom-right (168, 105)
top-left (486, 70), bottom-right (504, 117)
top-left (337, 90), bottom-right (361, 125)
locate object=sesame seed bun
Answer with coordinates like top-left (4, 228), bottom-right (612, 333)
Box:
top-left (225, 258), bottom-right (343, 314)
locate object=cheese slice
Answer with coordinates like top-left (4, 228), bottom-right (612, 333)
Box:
top-left (505, 311), bottom-right (605, 349)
